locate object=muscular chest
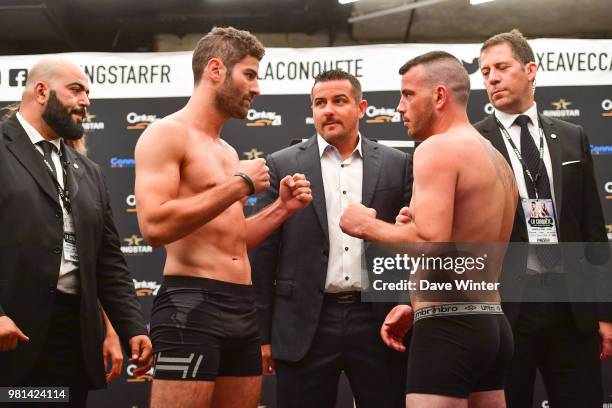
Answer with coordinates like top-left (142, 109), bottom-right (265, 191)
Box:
top-left (180, 141), bottom-right (239, 194)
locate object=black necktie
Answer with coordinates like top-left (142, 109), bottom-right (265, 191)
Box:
top-left (514, 114), bottom-right (559, 270)
top-left (38, 140), bottom-right (59, 181)
top-left (514, 114), bottom-right (552, 199)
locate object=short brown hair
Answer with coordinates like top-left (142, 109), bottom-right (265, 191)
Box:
top-left (192, 26), bottom-right (265, 85)
top-left (480, 29), bottom-right (535, 66)
top-left (398, 51), bottom-right (470, 106)
top-left (311, 69), bottom-right (362, 101)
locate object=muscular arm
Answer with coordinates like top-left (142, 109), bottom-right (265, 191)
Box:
top-left (135, 120), bottom-right (252, 247)
top-left (343, 141), bottom-right (456, 243)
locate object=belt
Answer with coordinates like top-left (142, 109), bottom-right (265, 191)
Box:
top-left (414, 302), bottom-right (503, 322)
top-left (324, 291), bottom-right (362, 304)
top-left (53, 290), bottom-right (81, 307)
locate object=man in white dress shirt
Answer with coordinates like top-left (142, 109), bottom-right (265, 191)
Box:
top-left (251, 69), bottom-right (413, 407)
top-left (474, 30), bottom-right (612, 408)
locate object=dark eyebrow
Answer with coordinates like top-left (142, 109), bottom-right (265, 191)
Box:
top-left (68, 82), bottom-right (90, 95)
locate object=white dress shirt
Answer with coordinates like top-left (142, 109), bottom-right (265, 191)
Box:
top-left (317, 134), bottom-right (365, 293)
top-left (494, 103), bottom-right (557, 206)
top-left (494, 104), bottom-right (561, 273)
top-left (16, 112), bottom-right (80, 294)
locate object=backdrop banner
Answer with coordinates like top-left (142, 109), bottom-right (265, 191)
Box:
top-left (1, 39), bottom-right (611, 408)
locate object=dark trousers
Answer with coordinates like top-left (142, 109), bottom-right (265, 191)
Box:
top-left (505, 302), bottom-right (603, 408)
top-left (275, 295), bottom-right (407, 408)
top-left (13, 291), bottom-right (91, 408)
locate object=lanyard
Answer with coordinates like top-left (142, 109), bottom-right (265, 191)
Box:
top-left (41, 144), bottom-right (72, 213)
top-left (495, 117), bottom-right (546, 199)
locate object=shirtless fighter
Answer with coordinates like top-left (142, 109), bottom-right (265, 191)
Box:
top-left (339, 51), bottom-right (518, 407)
top-left (135, 27), bottom-right (312, 408)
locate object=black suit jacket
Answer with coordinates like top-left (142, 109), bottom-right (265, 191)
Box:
top-left (250, 135), bottom-right (413, 362)
top-left (474, 113), bottom-right (612, 333)
top-left (0, 115), bottom-right (147, 388)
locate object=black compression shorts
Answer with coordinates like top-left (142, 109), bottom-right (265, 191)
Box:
top-left (406, 305), bottom-right (513, 398)
top-left (150, 275), bottom-right (262, 381)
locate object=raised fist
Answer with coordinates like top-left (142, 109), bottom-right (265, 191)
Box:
top-left (237, 158), bottom-right (270, 194)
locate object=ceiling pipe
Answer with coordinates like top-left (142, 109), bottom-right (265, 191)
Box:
top-left (348, 0), bottom-right (452, 23)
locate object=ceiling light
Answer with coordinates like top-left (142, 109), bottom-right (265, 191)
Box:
top-left (339, 0), bottom-right (360, 4)
top-left (470, 0), bottom-right (497, 4)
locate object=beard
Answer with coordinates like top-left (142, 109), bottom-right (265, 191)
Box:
top-left (41, 90), bottom-right (86, 141)
top-left (407, 102), bottom-right (435, 141)
top-left (214, 75), bottom-right (251, 119)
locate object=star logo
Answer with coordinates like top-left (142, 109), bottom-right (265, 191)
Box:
top-left (243, 148), bottom-right (264, 160)
top-left (124, 235), bottom-right (144, 246)
top-left (85, 112), bottom-right (97, 122)
top-left (551, 99), bottom-right (572, 110)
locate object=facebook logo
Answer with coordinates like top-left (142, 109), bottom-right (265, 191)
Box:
top-left (9, 69), bottom-right (28, 87)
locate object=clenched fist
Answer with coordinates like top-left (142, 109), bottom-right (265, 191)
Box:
top-left (279, 173), bottom-right (312, 212)
top-left (237, 158), bottom-right (270, 194)
top-left (339, 202), bottom-right (377, 239)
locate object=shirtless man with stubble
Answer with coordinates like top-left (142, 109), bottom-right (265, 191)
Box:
top-left (135, 27), bottom-right (312, 408)
top-left (340, 51), bottom-right (518, 407)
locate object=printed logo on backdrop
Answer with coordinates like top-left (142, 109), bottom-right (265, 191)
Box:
top-left (602, 99), bottom-right (612, 117)
top-left (605, 181), bottom-right (612, 199)
top-left (126, 193), bottom-right (136, 213)
top-left (9, 69), bottom-right (28, 87)
top-left (305, 116), bottom-right (314, 125)
top-left (606, 224), bottom-right (612, 241)
top-left (82, 64), bottom-right (171, 85)
top-left (133, 279), bottom-right (161, 296)
top-left (110, 157), bottom-right (135, 168)
top-left (483, 103), bottom-right (495, 115)
top-left (365, 106), bottom-right (400, 124)
top-left (126, 363), bottom-right (154, 382)
top-left (246, 109), bottom-right (282, 126)
top-left (83, 112), bottom-right (105, 131)
top-left (243, 148), bottom-right (264, 160)
top-left (591, 145), bottom-right (612, 156)
top-left (542, 99), bottom-right (580, 118)
top-left (536, 51), bottom-right (612, 72)
top-left (258, 58), bottom-right (363, 81)
top-left (126, 112), bottom-right (159, 130)
top-left (461, 57), bottom-right (480, 75)
top-left (121, 235), bottom-right (153, 255)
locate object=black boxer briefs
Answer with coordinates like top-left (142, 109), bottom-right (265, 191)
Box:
top-left (150, 275), bottom-right (262, 381)
top-left (405, 304), bottom-right (513, 398)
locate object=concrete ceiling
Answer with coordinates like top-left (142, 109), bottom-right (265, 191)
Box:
top-left (0, 0), bottom-right (610, 54)
top-left (352, 0), bottom-right (612, 43)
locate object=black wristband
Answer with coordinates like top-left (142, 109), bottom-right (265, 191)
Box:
top-left (234, 172), bottom-right (255, 195)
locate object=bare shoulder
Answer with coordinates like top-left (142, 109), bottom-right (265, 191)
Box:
top-left (414, 133), bottom-right (458, 170)
top-left (219, 138), bottom-right (240, 160)
top-left (135, 115), bottom-right (188, 161)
